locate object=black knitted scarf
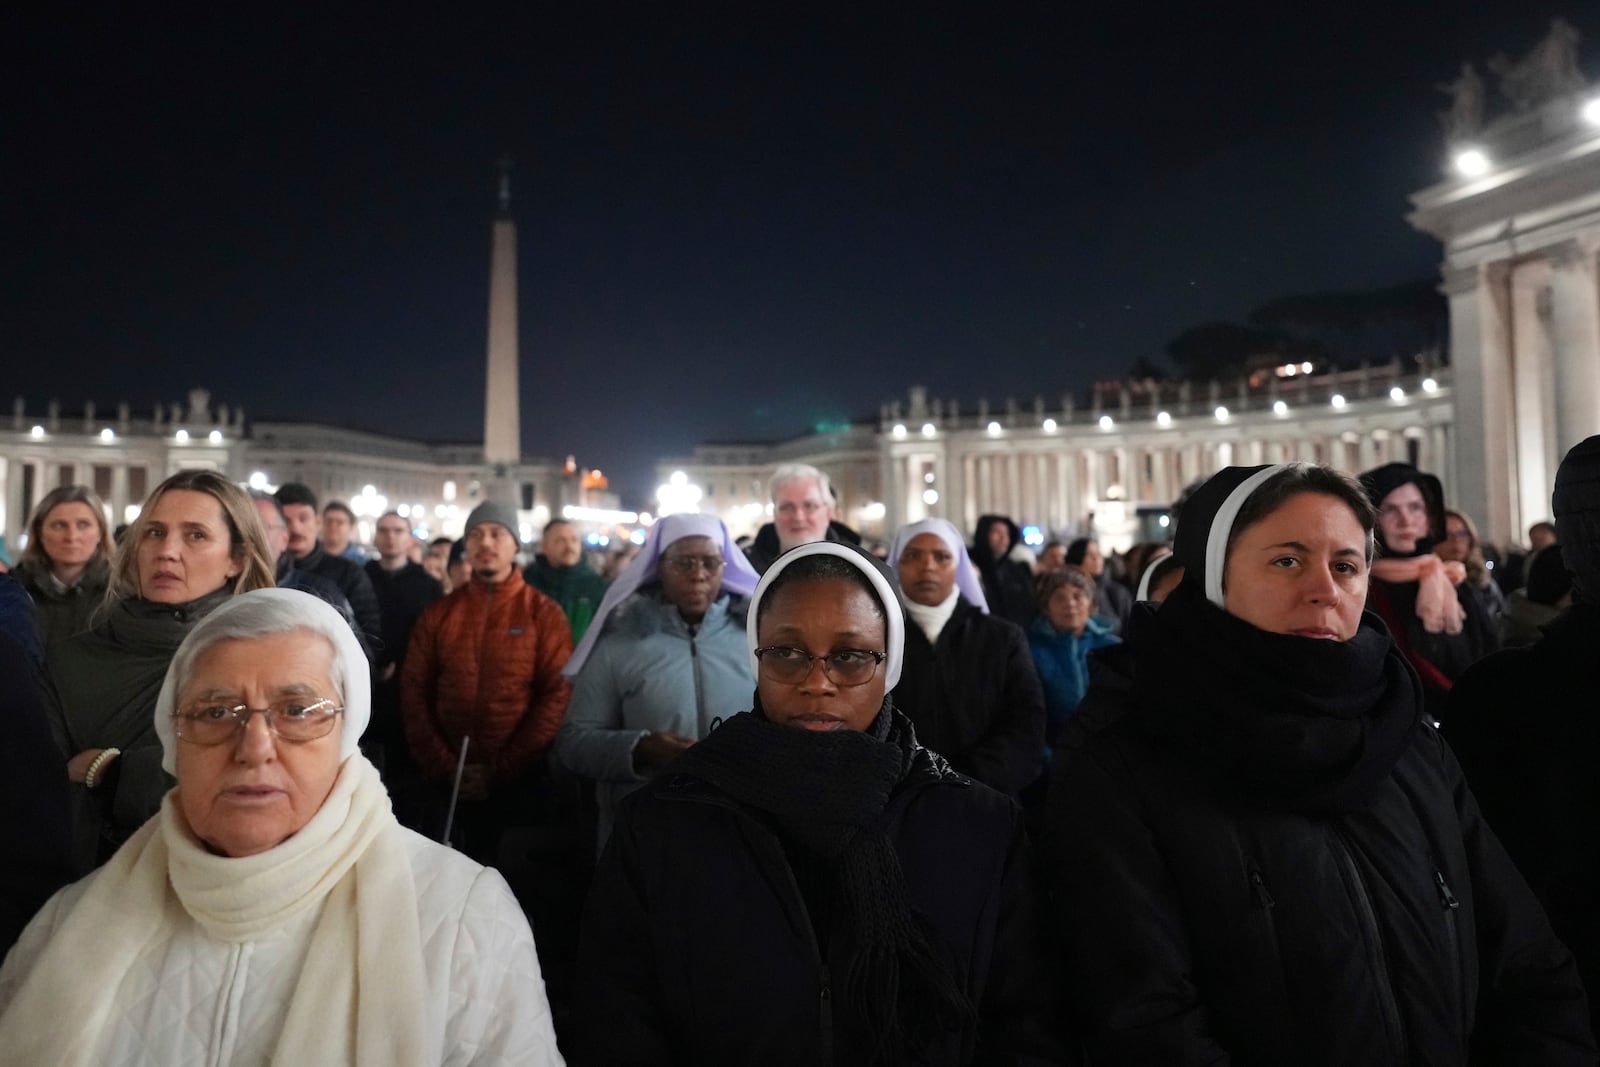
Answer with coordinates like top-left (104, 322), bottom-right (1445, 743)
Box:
top-left (671, 700), bottom-right (973, 1064)
top-left (1132, 582), bottom-right (1422, 815)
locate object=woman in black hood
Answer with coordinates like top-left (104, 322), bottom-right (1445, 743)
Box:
top-left (1359, 462), bottom-right (1498, 722)
top-left (1044, 462), bottom-right (1591, 1065)
top-left (968, 514), bottom-right (1036, 629)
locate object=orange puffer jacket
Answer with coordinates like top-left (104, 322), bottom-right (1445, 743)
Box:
top-left (402, 569), bottom-right (574, 782)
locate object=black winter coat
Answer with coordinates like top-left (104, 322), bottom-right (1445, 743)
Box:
top-left (574, 738), bottom-right (1066, 1065)
top-left (895, 600), bottom-right (1045, 795)
top-left (364, 559), bottom-right (443, 671)
top-left (1446, 602), bottom-right (1600, 1049)
top-left (1046, 638), bottom-right (1594, 1065)
top-left (292, 543), bottom-right (382, 655)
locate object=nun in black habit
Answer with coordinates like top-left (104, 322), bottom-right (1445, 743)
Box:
top-left (1044, 462), bottom-right (1591, 1065)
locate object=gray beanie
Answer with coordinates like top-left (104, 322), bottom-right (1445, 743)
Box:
top-left (464, 501), bottom-right (520, 544)
top-left (1553, 434), bottom-right (1600, 604)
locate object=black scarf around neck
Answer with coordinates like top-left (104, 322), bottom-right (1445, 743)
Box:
top-left (1131, 583), bottom-right (1421, 815)
top-left (671, 701), bottom-right (972, 1064)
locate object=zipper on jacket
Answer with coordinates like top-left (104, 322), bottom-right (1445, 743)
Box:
top-left (687, 624), bottom-right (707, 730)
top-left (1248, 862), bottom-right (1276, 909)
top-left (1433, 870), bottom-right (1460, 910)
top-left (819, 963), bottom-right (834, 1065)
top-left (1434, 867), bottom-right (1467, 1052)
top-left (1330, 826), bottom-right (1408, 1065)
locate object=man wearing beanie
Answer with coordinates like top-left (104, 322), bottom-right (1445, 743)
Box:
top-left (402, 501), bottom-right (574, 866)
top-left (1447, 434), bottom-right (1600, 1047)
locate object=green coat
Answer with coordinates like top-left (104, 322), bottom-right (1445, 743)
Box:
top-left (45, 588), bottom-right (232, 871)
top-left (523, 556), bottom-right (610, 644)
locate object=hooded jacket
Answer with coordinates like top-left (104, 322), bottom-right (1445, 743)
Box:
top-left (969, 515), bottom-right (1036, 630)
top-left (1045, 464), bottom-right (1592, 1065)
top-left (1359, 463), bottom-right (1498, 719)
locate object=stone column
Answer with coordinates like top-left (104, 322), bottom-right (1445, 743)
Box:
top-left (1548, 241), bottom-right (1600, 455)
top-left (1151, 446), bottom-right (1171, 507)
top-left (1445, 263), bottom-right (1518, 545)
top-left (961, 454), bottom-right (977, 534)
top-left (1356, 432), bottom-right (1377, 471)
top-left (111, 464), bottom-right (129, 524)
top-left (1032, 452), bottom-right (1049, 529)
top-left (1059, 450), bottom-right (1077, 533)
top-left (1430, 425), bottom-right (1453, 504)
top-left (1509, 259), bottom-right (1559, 534)
top-left (1005, 452), bottom-right (1021, 520)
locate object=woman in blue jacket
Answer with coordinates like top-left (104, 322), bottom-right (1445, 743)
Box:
top-left (1028, 567), bottom-right (1119, 753)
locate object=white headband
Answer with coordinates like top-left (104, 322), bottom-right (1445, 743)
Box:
top-left (746, 541), bottom-right (904, 690)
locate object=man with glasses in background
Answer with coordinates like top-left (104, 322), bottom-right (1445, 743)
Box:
top-left (742, 463), bottom-right (863, 573)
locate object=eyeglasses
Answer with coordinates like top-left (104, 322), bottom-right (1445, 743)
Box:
top-left (174, 698), bottom-right (344, 745)
top-left (663, 554), bottom-right (725, 576)
top-left (753, 646), bottom-right (886, 687)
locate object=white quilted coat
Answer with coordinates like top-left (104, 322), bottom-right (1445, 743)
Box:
top-left (0, 829), bottom-right (564, 1066)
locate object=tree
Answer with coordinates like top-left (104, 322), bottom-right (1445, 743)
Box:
top-left (1163, 322), bottom-right (1293, 380)
top-left (1248, 280), bottom-right (1445, 368)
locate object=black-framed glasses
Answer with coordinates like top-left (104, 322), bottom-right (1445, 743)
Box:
top-left (753, 646), bottom-right (886, 687)
top-left (663, 554), bottom-right (725, 576)
top-left (174, 698), bottom-right (344, 745)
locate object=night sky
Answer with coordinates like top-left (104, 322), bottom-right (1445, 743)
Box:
top-left (7, 5), bottom-right (1597, 505)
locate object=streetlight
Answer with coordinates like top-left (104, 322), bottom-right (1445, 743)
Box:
top-left (1453, 148), bottom-right (1490, 178)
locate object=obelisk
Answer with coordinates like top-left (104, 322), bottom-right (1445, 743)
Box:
top-left (483, 158), bottom-right (521, 505)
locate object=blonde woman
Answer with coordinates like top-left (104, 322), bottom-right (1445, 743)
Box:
top-left (45, 469), bottom-right (276, 870)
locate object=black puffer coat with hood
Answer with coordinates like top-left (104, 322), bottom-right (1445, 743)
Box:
top-left (1045, 464), bottom-right (1593, 1066)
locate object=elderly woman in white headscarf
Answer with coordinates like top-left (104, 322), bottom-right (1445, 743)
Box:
top-left (572, 541), bottom-right (1064, 1064)
top-left (0, 588), bottom-right (563, 1066)
top-left (553, 514), bottom-right (760, 852)
top-left (887, 518), bottom-right (1046, 797)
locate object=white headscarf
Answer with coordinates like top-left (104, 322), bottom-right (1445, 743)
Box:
top-left (153, 587), bottom-right (372, 775)
top-left (886, 517), bottom-right (989, 612)
top-left (563, 513), bottom-right (760, 678)
top-left (746, 541), bottom-right (905, 690)
top-left (0, 587), bottom-right (437, 1065)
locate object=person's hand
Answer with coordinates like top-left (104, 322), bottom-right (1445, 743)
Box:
top-left (67, 748), bottom-right (108, 783)
top-left (1439, 560), bottom-right (1467, 586)
top-left (632, 732), bottom-right (694, 775)
top-left (458, 763), bottom-right (490, 802)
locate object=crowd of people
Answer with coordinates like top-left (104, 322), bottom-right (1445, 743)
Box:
top-left (0, 443), bottom-right (1595, 1064)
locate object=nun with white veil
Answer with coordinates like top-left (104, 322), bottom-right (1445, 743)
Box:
top-left (886, 517), bottom-right (1046, 797)
top-left (552, 513), bottom-right (760, 852)
top-left (571, 540), bottom-right (1065, 1064)
top-left (0, 588), bottom-right (562, 1066)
